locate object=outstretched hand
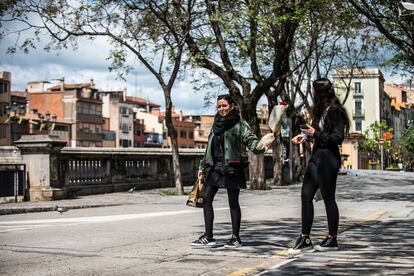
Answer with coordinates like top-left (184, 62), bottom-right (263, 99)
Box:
top-left (292, 134), bottom-right (307, 144)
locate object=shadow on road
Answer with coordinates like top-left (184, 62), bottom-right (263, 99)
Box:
top-left (260, 219), bottom-right (414, 275)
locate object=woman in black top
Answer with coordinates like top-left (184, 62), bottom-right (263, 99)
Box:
top-left (289, 78), bottom-right (350, 254)
top-left (191, 94), bottom-right (272, 248)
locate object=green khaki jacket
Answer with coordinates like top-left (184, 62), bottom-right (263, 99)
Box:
top-left (199, 120), bottom-right (265, 170)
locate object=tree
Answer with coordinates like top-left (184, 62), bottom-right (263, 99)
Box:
top-left (359, 121), bottom-right (393, 167)
top-left (1, 0), bottom-right (194, 195)
top-left (400, 125), bottom-right (414, 171)
top-left (279, 0), bottom-right (383, 183)
top-left (346, 0), bottom-right (414, 72)
top-left (179, 0), bottom-right (309, 189)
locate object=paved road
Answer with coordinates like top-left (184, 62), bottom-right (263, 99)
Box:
top-left (0, 170), bottom-right (413, 275)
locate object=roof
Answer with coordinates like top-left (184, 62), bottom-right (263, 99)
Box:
top-left (48, 83), bottom-right (95, 91)
top-left (125, 96), bottom-right (160, 107)
top-left (10, 91), bottom-right (28, 97)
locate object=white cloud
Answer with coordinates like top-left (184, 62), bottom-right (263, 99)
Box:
top-left (0, 34), bottom-right (211, 115)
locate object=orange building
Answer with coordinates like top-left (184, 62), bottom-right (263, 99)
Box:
top-left (27, 80), bottom-right (104, 147)
top-left (157, 109), bottom-right (196, 148)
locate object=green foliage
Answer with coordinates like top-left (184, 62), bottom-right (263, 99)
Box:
top-left (160, 189), bottom-right (188, 196)
top-left (359, 120), bottom-right (393, 161)
top-left (347, 0), bottom-right (414, 73)
top-left (400, 125), bottom-right (414, 171)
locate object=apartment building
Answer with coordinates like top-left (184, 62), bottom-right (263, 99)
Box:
top-left (135, 109), bottom-right (163, 147)
top-left (333, 67), bottom-right (391, 169)
top-left (385, 83), bottom-right (414, 133)
top-left (190, 115), bottom-right (214, 149)
top-left (102, 117), bottom-right (116, 147)
top-left (0, 71), bottom-right (11, 146)
top-left (28, 79), bottom-right (104, 147)
top-left (100, 91), bottom-right (135, 148)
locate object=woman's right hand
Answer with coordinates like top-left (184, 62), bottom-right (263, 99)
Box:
top-left (197, 170), bottom-right (204, 179)
top-left (292, 134), bottom-right (307, 144)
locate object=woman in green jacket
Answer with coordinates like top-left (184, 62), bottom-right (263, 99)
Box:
top-left (191, 94), bottom-right (272, 248)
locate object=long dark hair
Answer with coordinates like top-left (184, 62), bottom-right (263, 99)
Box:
top-left (311, 78), bottom-right (350, 134)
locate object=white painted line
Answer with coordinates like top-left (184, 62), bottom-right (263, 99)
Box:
top-left (0, 207), bottom-right (234, 226)
top-left (257, 258), bottom-right (297, 275)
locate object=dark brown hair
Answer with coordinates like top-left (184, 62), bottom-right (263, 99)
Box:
top-left (217, 94), bottom-right (235, 105)
top-left (311, 78), bottom-right (350, 134)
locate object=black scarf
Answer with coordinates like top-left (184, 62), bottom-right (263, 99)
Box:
top-left (213, 108), bottom-right (240, 135)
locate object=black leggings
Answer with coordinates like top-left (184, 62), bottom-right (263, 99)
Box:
top-left (203, 185), bottom-right (241, 238)
top-left (301, 149), bottom-right (340, 236)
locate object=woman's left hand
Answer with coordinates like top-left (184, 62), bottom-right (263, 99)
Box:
top-left (300, 124), bottom-right (316, 137)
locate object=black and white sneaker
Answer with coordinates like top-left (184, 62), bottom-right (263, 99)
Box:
top-left (315, 236), bottom-right (338, 251)
top-left (287, 235), bottom-right (313, 256)
top-left (224, 235), bottom-right (242, 248)
top-left (190, 234), bottom-right (216, 247)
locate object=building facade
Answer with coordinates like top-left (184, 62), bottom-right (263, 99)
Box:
top-left (28, 80), bottom-right (104, 147)
top-left (101, 91), bottom-right (135, 148)
top-left (135, 109), bottom-right (164, 147)
top-left (0, 71), bottom-right (11, 146)
top-left (191, 115), bottom-right (214, 149)
top-left (333, 68), bottom-right (390, 169)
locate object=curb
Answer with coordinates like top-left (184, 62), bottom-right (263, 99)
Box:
top-left (0, 203), bottom-right (122, 216)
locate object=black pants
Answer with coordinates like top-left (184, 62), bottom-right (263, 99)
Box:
top-left (301, 148), bottom-right (340, 236)
top-left (203, 185), bottom-right (241, 238)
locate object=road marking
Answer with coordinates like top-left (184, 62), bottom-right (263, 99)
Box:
top-left (0, 207), bottom-right (236, 231)
top-left (228, 210), bottom-right (387, 276)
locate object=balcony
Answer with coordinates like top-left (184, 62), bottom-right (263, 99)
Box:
top-left (353, 91), bottom-right (364, 98)
top-left (77, 113), bottom-right (103, 124)
top-left (352, 109), bottom-right (365, 118)
top-left (77, 132), bottom-right (103, 142)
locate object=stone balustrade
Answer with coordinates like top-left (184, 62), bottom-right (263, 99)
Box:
top-left (1, 135), bottom-right (274, 201)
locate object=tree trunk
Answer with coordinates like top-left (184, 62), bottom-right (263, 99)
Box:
top-left (292, 142), bottom-right (302, 182)
top-left (248, 152), bottom-right (266, 189)
top-left (242, 100), bottom-right (266, 190)
top-left (164, 93), bottom-right (184, 195)
top-left (272, 134), bottom-right (284, 186)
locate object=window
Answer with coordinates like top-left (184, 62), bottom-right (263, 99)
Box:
top-left (0, 81), bottom-right (3, 94)
top-left (0, 125), bottom-right (7, 138)
top-left (121, 123), bottom-right (129, 133)
top-left (189, 131), bottom-right (194, 139)
top-left (180, 130), bottom-right (187, 138)
top-left (354, 82), bottom-right (361, 94)
top-left (120, 106), bottom-right (129, 117)
top-left (120, 139), bottom-right (130, 147)
top-left (355, 120), bottom-right (362, 132)
top-left (402, 91), bottom-right (407, 103)
top-left (355, 100), bottom-right (362, 114)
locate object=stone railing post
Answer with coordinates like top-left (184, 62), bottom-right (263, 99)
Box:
top-left (14, 135), bottom-right (67, 201)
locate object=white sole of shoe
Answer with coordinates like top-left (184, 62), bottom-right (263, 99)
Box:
top-left (190, 242), bottom-right (216, 247)
top-left (287, 246), bottom-right (314, 257)
top-left (314, 245), bottom-right (339, 251)
top-left (224, 244), bottom-right (242, 249)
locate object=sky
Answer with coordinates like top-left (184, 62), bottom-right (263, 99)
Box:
top-left (0, 31), bottom-right (408, 116)
top-left (0, 35), bottom-right (218, 116)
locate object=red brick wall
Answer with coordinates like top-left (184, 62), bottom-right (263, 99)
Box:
top-left (28, 92), bottom-right (63, 120)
